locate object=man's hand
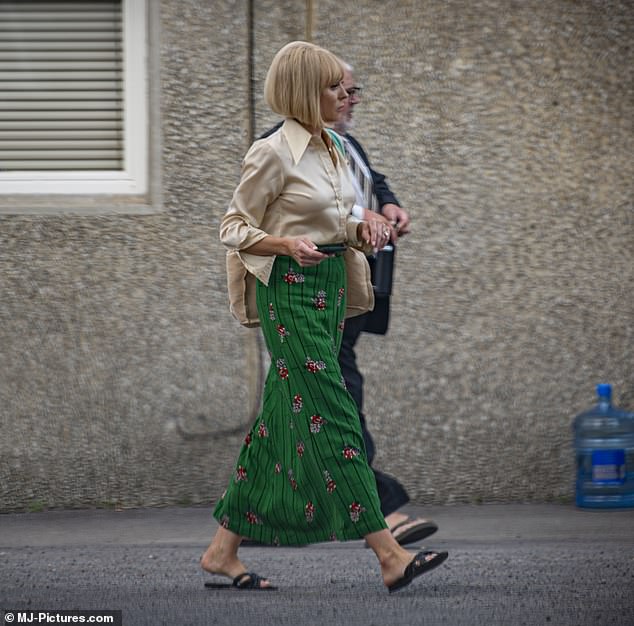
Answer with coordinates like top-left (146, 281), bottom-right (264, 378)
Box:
top-left (380, 203), bottom-right (411, 239)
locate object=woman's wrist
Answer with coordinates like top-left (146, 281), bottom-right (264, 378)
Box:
top-left (244, 235), bottom-right (292, 257)
top-left (265, 235), bottom-right (293, 256)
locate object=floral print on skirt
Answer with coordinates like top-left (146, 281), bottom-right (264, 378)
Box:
top-left (213, 255), bottom-right (387, 545)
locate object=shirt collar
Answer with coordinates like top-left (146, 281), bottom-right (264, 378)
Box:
top-left (282, 118), bottom-right (314, 165)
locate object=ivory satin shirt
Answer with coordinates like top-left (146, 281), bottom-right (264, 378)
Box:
top-left (219, 118), bottom-right (361, 286)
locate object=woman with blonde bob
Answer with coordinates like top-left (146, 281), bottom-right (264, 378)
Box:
top-left (200, 41), bottom-right (447, 593)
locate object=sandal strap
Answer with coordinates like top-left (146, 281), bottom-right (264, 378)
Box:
top-left (390, 519), bottom-right (412, 533)
top-left (391, 517), bottom-right (430, 533)
top-left (233, 572), bottom-right (261, 589)
top-left (405, 551), bottom-right (441, 576)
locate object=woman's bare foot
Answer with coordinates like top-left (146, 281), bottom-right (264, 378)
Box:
top-left (378, 546), bottom-right (422, 588)
top-left (365, 528), bottom-right (446, 589)
top-left (200, 527), bottom-right (274, 589)
top-left (200, 546), bottom-right (244, 579)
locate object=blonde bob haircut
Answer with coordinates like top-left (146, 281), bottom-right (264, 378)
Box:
top-left (264, 41), bottom-right (343, 130)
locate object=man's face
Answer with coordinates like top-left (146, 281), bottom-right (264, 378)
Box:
top-left (337, 68), bottom-right (361, 131)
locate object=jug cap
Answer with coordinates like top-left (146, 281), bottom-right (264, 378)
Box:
top-left (596, 383), bottom-right (612, 399)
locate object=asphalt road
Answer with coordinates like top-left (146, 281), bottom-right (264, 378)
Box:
top-left (2, 504), bottom-right (634, 626)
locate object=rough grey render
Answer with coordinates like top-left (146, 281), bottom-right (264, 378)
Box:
top-left (0, 0), bottom-right (632, 511)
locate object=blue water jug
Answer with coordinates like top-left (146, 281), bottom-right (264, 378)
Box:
top-left (573, 384), bottom-right (634, 508)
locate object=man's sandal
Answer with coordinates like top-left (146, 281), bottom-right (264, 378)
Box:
top-left (390, 518), bottom-right (438, 546)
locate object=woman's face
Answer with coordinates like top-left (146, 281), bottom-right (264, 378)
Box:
top-left (320, 79), bottom-right (348, 125)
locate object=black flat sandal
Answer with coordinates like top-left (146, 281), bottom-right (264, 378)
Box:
top-left (204, 572), bottom-right (277, 591)
top-left (388, 550), bottom-right (448, 594)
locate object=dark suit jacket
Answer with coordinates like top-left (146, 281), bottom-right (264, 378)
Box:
top-left (342, 133), bottom-right (400, 210)
top-left (339, 133), bottom-right (398, 334)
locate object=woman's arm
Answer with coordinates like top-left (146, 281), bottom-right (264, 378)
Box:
top-left (220, 142), bottom-right (284, 250)
top-left (244, 235), bottom-right (327, 267)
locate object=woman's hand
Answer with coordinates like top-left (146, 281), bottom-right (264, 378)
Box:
top-left (358, 219), bottom-right (392, 252)
top-left (363, 206), bottom-right (410, 242)
top-left (244, 235), bottom-right (326, 266)
top-left (287, 237), bottom-right (327, 267)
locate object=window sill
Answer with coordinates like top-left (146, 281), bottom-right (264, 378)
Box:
top-left (0, 194), bottom-right (162, 216)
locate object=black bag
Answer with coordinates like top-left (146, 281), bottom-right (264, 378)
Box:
top-left (362, 243), bottom-right (395, 335)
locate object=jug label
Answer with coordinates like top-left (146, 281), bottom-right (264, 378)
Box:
top-left (591, 449), bottom-right (626, 484)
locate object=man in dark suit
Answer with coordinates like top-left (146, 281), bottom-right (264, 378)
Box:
top-left (334, 63), bottom-right (438, 546)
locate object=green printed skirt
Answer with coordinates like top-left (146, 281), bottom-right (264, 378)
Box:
top-left (213, 255), bottom-right (387, 545)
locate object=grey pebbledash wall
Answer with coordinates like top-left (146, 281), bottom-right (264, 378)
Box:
top-left (0, 0), bottom-right (632, 511)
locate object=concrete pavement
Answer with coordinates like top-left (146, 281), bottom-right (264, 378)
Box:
top-left (2, 503), bottom-right (634, 625)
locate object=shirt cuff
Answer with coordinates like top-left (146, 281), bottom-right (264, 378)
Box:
top-left (351, 204), bottom-right (365, 219)
top-left (346, 217), bottom-right (363, 246)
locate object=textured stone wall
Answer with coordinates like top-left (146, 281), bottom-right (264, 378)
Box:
top-left (0, 0), bottom-right (631, 511)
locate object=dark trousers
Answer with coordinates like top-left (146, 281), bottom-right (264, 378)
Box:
top-left (338, 313), bottom-right (409, 516)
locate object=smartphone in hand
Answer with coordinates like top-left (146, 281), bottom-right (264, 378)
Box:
top-left (316, 243), bottom-right (347, 254)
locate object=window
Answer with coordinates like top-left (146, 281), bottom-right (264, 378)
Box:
top-left (0, 0), bottom-right (149, 200)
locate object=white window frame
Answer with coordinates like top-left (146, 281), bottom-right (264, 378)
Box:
top-left (0, 0), bottom-right (150, 201)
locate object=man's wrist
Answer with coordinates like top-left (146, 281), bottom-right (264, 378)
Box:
top-left (380, 203), bottom-right (401, 219)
